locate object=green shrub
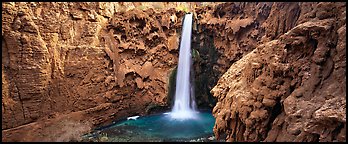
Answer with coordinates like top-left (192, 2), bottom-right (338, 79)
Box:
top-left (176, 4), bottom-right (190, 13)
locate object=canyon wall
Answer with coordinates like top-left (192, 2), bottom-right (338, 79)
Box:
top-left (2, 2), bottom-right (346, 142)
top-left (192, 2), bottom-right (274, 108)
top-left (2, 2), bottom-right (189, 141)
top-left (209, 2), bottom-right (346, 142)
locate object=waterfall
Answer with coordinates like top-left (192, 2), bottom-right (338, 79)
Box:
top-left (170, 13), bottom-right (198, 120)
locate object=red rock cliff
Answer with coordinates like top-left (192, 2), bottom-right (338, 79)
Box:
top-left (1, 2), bottom-right (346, 142)
top-left (209, 2), bottom-right (346, 142)
top-left (2, 2), bottom-right (190, 141)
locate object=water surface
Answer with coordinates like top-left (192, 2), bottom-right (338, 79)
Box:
top-left (82, 111), bottom-right (216, 142)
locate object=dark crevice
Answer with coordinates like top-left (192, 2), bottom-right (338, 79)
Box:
top-left (294, 6), bottom-right (301, 25)
top-left (191, 27), bottom-right (220, 109)
top-left (167, 66), bottom-right (177, 107)
top-left (282, 18), bottom-right (287, 37)
top-left (331, 122), bottom-right (344, 141)
top-left (103, 53), bottom-right (113, 69)
top-left (312, 133), bottom-right (320, 142)
top-left (263, 98), bottom-right (283, 141)
top-left (236, 117), bottom-right (246, 141)
top-left (308, 38), bottom-right (318, 56)
top-left (231, 113), bottom-right (239, 141)
top-left (15, 82), bottom-right (26, 122)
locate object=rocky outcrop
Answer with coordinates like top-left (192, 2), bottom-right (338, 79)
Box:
top-left (2, 2), bottom-right (187, 142)
top-left (2, 2), bottom-right (345, 142)
top-left (192, 2), bottom-right (303, 110)
top-left (192, 2), bottom-right (274, 108)
top-left (211, 2), bottom-right (346, 142)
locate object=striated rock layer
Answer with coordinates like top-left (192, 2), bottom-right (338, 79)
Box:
top-left (210, 2), bottom-right (346, 142)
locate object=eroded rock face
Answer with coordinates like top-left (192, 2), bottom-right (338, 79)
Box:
top-left (2, 2), bottom-right (186, 142)
top-left (2, 2), bottom-right (345, 142)
top-left (192, 2), bottom-right (274, 108)
top-left (211, 2), bottom-right (346, 142)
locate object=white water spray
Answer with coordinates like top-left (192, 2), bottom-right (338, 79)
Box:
top-left (170, 13), bottom-right (198, 120)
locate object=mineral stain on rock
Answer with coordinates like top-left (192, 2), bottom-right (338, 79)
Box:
top-left (1, 2), bottom-right (346, 142)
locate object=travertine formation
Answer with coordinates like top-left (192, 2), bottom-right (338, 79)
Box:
top-left (210, 2), bottom-right (346, 142)
top-left (2, 2), bottom-right (346, 142)
top-left (2, 2), bottom-right (186, 141)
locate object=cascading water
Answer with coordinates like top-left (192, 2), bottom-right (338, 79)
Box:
top-left (169, 13), bottom-right (198, 120)
top-left (82, 13), bottom-right (217, 142)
